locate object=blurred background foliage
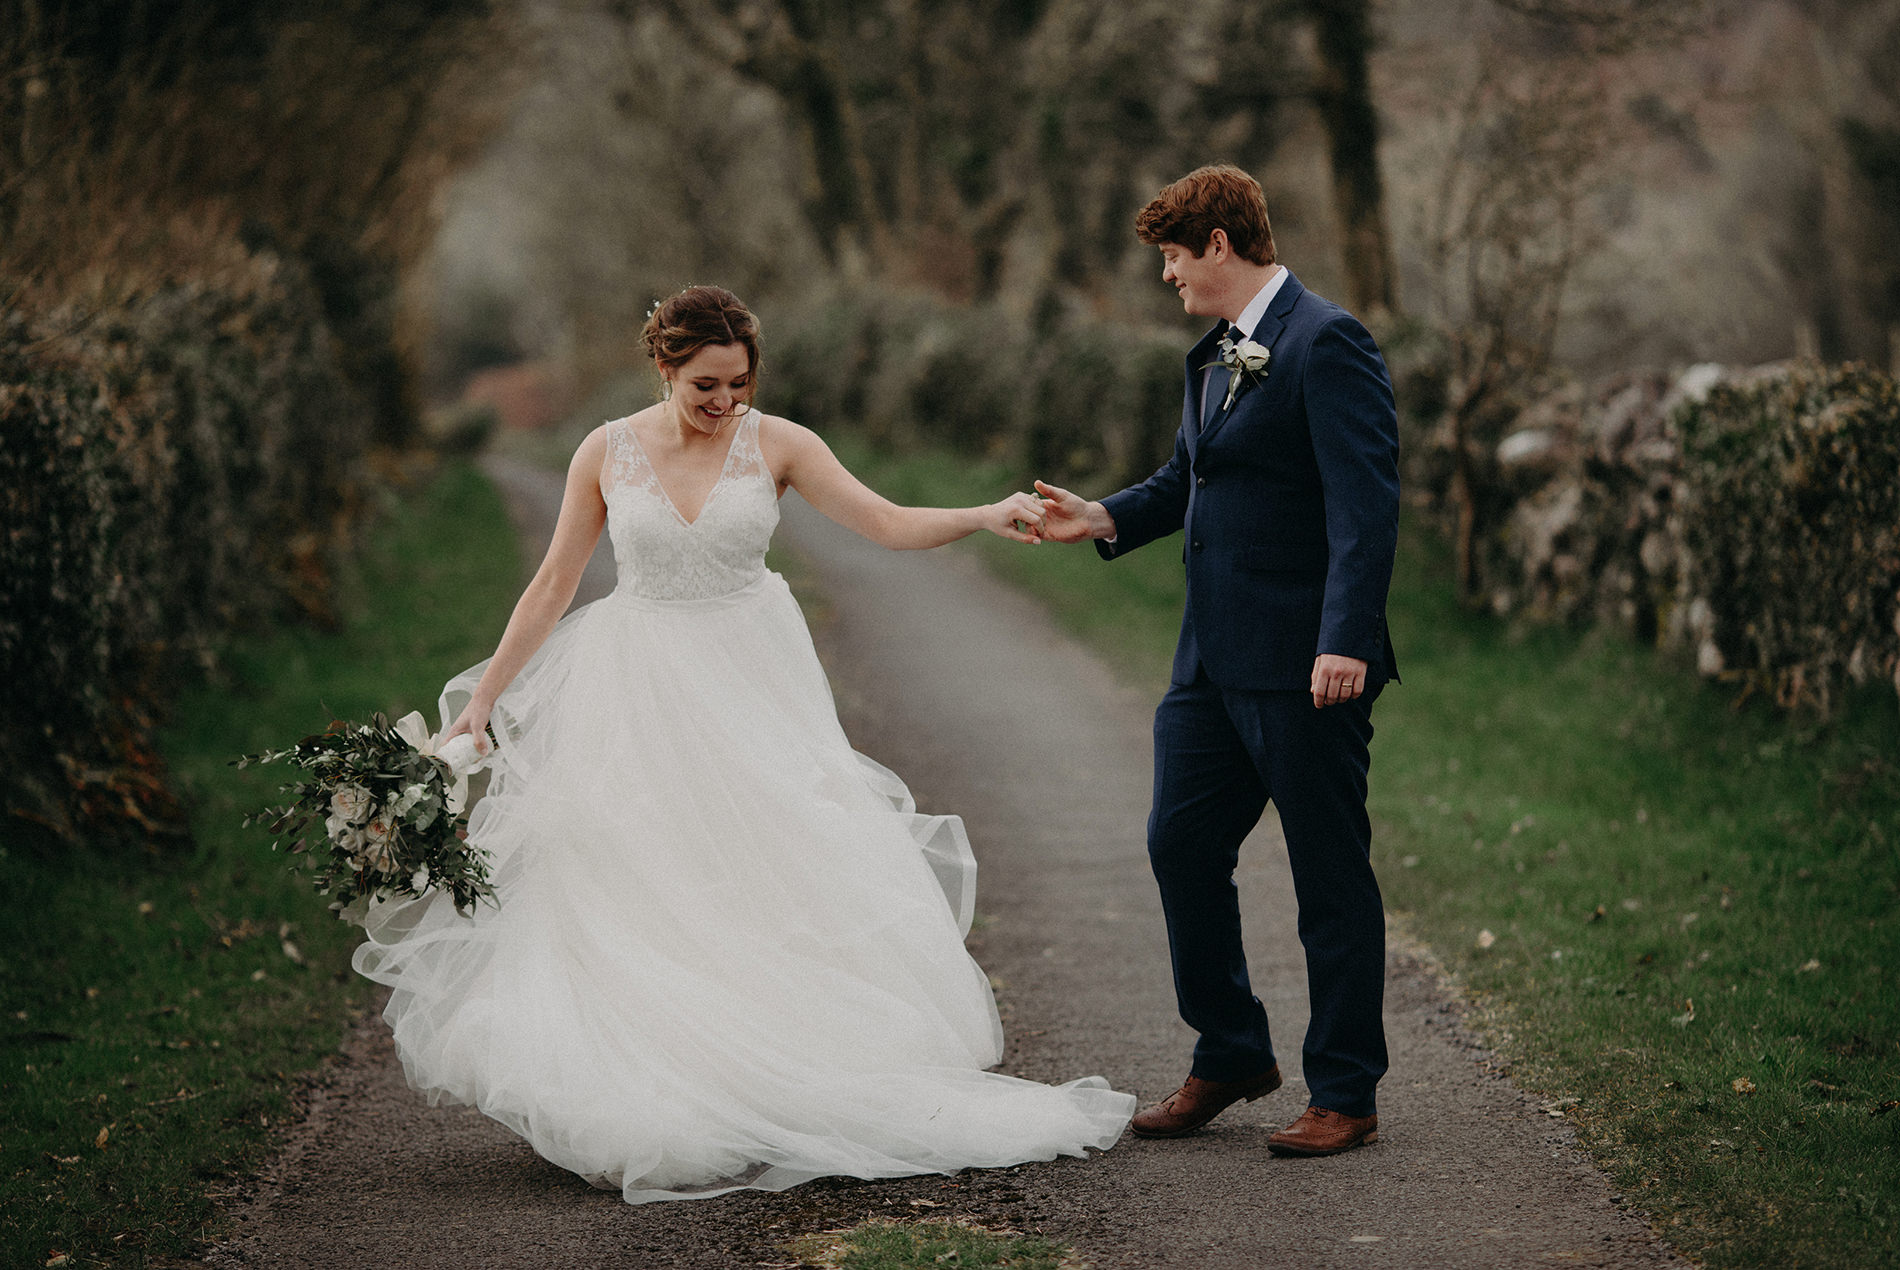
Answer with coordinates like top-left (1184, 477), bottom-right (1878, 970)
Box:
top-left (1, 0), bottom-right (516, 849)
top-left (4, 0), bottom-right (1899, 852)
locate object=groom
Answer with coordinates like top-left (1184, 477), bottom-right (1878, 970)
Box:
top-left (1036, 164), bottom-right (1400, 1157)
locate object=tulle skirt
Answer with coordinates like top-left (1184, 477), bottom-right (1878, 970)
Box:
top-left (351, 571), bottom-right (1133, 1202)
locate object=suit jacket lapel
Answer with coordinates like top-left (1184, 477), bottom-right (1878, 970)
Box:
top-left (1197, 272), bottom-right (1304, 450)
top-left (1183, 322), bottom-right (1228, 462)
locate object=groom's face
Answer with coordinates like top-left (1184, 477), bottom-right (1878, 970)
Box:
top-left (1158, 241), bottom-right (1218, 317)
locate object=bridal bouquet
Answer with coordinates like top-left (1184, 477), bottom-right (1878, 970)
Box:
top-left (236, 711), bottom-right (497, 923)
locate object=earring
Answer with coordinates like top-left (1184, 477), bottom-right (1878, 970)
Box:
top-left (661, 379), bottom-right (672, 401)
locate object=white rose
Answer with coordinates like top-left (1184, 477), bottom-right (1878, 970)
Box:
top-left (330, 783), bottom-right (372, 824)
top-left (364, 816), bottom-right (393, 845)
top-left (361, 838), bottom-right (397, 875)
top-left (411, 865), bottom-right (431, 892)
top-left (330, 819), bottom-right (367, 852)
top-left (1233, 339), bottom-right (1271, 373)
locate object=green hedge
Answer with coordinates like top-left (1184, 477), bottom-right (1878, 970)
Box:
top-left (1, 257), bottom-right (370, 850)
top-left (1673, 363), bottom-right (1900, 712)
top-left (1402, 355), bottom-right (1900, 717)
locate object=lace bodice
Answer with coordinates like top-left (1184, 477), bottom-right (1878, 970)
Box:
top-left (603, 411), bottom-right (780, 600)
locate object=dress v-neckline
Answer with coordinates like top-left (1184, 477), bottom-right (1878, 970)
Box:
top-left (625, 414), bottom-right (746, 528)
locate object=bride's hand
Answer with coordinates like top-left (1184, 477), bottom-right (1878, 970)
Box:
top-left (443, 702), bottom-right (494, 756)
top-left (984, 491), bottom-right (1047, 544)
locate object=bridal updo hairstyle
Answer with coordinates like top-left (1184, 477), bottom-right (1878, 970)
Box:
top-left (1135, 164), bottom-right (1276, 266)
top-left (641, 286), bottom-right (763, 402)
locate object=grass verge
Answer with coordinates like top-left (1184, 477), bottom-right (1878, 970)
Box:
top-left (831, 439), bottom-right (1900, 1270)
top-left (0, 459), bottom-right (518, 1268)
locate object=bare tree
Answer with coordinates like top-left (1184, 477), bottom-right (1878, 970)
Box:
top-left (1307, 0), bottom-right (1398, 316)
top-left (0, 0), bottom-right (518, 437)
top-left (1409, 0), bottom-right (1710, 603)
top-left (1424, 50), bottom-right (1612, 601)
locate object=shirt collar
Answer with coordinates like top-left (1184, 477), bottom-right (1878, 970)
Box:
top-left (1230, 266), bottom-right (1287, 342)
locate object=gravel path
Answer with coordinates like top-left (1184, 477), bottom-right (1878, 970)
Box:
top-left (204, 455), bottom-right (1684, 1269)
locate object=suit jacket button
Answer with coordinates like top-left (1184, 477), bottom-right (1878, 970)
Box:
top-left (1191, 540), bottom-right (1204, 551)
top-left (1196, 476), bottom-right (1206, 487)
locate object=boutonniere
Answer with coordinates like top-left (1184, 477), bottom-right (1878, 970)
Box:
top-left (1203, 333), bottom-right (1271, 411)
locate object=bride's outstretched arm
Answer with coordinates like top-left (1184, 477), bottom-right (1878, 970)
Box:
top-left (768, 416), bottom-right (1045, 550)
top-left (443, 428), bottom-right (609, 751)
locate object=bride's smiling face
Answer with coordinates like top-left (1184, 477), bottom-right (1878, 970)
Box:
top-left (664, 343), bottom-right (753, 435)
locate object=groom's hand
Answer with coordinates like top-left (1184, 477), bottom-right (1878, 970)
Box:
top-left (1032, 480), bottom-right (1113, 544)
top-left (1311, 654), bottom-right (1369, 708)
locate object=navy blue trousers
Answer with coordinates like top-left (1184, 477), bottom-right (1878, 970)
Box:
top-left (1148, 667), bottom-right (1388, 1117)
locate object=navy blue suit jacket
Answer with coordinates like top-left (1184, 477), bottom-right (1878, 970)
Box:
top-left (1097, 272), bottom-right (1400, 691)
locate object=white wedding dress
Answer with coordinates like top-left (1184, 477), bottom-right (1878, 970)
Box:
top-left (352, 411), bottom-right (1133, 1202)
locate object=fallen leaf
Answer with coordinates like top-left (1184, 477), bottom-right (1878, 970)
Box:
top-left (1797, 959), bottom-right (1821, 973)
top-left (1671, 999), bottom-right (1696, 1027)
top-left (137, 901), bottom-right (155, 915)
top-left (1732, 1077), bottom-right (1756, 1095)
top-left (1872, 1101), bottom-right (1898, 1117)
top-left (280, 939), bottom-right (305, 966)
top-left (1476, 929), bottom-right (1497, 950)
top-left (1588, 905), bottom-right (1606, 923)
top-left (95, 1125), bottom-right (109, 1149)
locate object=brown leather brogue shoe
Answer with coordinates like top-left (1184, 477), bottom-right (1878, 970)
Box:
top-left (1266, 1105), bottom-right (1379, 1156)
top-left (1129, 1065), bottom-right (1282, 1138)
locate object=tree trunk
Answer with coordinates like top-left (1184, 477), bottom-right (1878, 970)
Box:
top-left (1309, 0), bottom-right (1397, 317)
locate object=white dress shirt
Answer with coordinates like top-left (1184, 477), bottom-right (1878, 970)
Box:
top-left (1201, 265), bottom-right (1288, 420)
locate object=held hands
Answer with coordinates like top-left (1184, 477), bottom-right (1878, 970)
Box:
top-left (1311, 653), bottom-right (1369, 709)
top-left (986, 490), bottom-right (1050, 544)
top-left (1030, 481), bottom-right (1107, 544)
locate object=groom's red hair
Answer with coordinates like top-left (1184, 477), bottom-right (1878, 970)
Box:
top-left (1135, 165), bottom-right (1276, 266)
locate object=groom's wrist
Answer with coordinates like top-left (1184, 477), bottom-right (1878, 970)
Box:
top-left (1091, 503), bottom-right (1117, 541)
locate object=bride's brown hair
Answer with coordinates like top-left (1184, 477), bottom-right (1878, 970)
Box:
top-left (640, 286), bottom-right (763, 394)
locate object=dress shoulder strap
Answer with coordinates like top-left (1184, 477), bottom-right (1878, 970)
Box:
top-left (603, 416), bottom-right (648, 494)
top-left (723, 408), bottom-right (770, 482)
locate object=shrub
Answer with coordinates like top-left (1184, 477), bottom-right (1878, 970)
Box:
top-left (1, 256), bottom-right (370, 851)
top-left (1672, 363), bottom-right (1900, 712)
top-left (1446, 359), bottom-right (1899, 716)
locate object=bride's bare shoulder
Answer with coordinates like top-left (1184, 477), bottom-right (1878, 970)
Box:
top-left (756, 412), bottom-right (824, 456)
top-left (573, 423), bottom-right (612, 464)
top-left (756, 411), bottom-right (815, 466)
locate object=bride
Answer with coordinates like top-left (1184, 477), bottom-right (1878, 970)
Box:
top-left (351, 285), bottom-right (1135, 1202)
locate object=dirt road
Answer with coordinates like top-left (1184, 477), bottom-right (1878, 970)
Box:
top-left (206, 457), bottom-right (1682, 1269)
